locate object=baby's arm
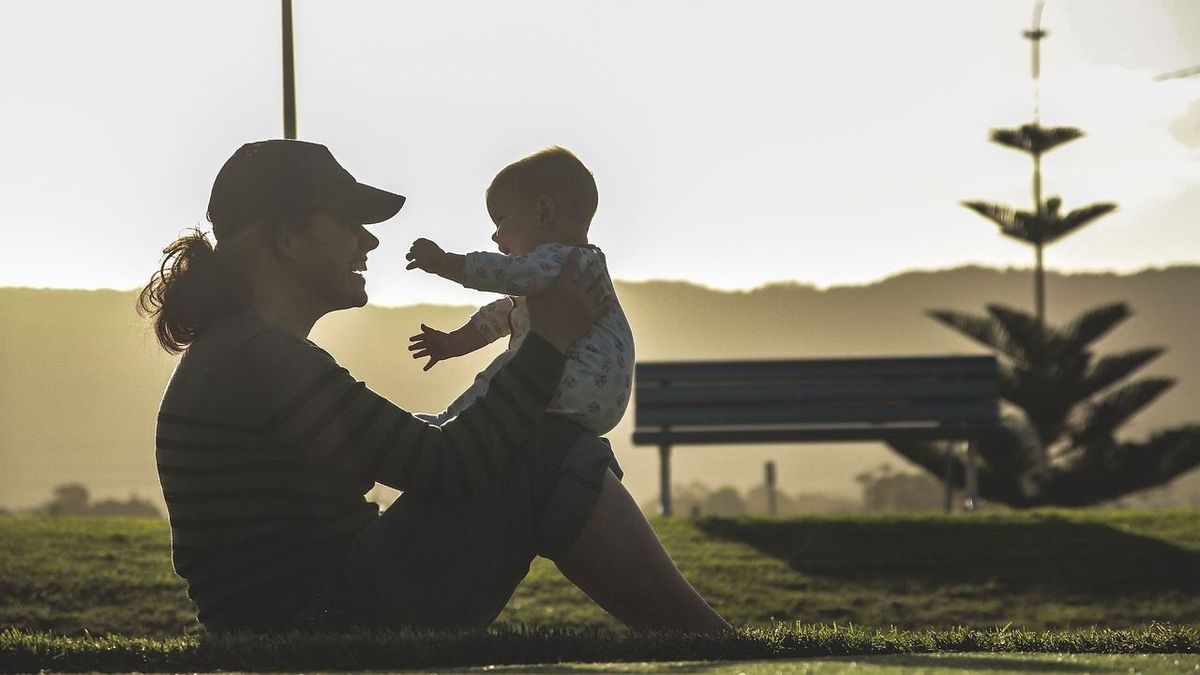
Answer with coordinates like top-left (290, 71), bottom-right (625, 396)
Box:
top-left (408, 298), bottom-right (514, 371)
top-left (408, 239), bottom-right (577, 298)
top-left (462, 245), bottom-right (570, 296)
top-left (407, 238), bottom-right (467, 285)
top-left (408, 323), bottom-right (486, 371)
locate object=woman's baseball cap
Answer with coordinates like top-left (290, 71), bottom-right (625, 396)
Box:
top-left (207, 139), bottom-right (405, 240)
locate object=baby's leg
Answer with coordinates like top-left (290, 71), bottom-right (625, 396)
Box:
top-left (423, 382), bottom-right (489, 426)
top-left (553, 470), bottom-right (731, 632)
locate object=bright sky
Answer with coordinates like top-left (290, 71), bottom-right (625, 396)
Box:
top-left (2, 0), bottom-right (1198, 307)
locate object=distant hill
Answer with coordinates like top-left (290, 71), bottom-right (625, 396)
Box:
top-left (2, 265), bottom-right (1198, 511)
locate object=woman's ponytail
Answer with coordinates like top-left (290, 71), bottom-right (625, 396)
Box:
top-left (138, 229), bottom-right (243, 354)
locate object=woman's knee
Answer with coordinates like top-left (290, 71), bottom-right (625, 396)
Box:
top-left (530, 429), bottom-right (622, 559)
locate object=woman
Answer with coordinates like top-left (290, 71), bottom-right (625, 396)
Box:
top-left (140, 139), bottom-right (729, 633)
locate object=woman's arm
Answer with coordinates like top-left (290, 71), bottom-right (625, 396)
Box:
top-left (257, 330), bottom-right (566, 500)
top-left (253, 250), bottom-right (608, 501)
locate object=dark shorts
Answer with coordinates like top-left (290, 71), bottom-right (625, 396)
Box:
top-left (294, 415), bottom-right (622, 630)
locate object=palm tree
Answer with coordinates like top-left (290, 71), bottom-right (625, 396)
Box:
top-left (886, 303), bottom-right (1200, 507)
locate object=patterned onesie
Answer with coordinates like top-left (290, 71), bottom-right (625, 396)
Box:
top-left (428, 243), bottom-right (634, 436)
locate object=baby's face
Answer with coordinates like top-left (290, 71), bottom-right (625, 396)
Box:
top-left (485, 183), bottom-right (541, 256)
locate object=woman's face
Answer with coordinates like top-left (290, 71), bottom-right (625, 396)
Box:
top-left (286, 211), bottom-right (380, 313)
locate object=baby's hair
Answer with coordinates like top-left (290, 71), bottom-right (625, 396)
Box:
top-left (489, 146), bottom-right (598, 232)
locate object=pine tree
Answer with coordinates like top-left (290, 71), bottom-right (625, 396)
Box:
top-left (887, 302), bottom-right (1198, 507)
top-left (887, 4), bottom-right (1200, 507)
top-left (960, 3), bottom-right (1115, 328)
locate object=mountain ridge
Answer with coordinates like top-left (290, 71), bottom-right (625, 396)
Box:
top-left (2, 264), bottom-right (1198, 511)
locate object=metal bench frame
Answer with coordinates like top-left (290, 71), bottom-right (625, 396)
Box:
top-left (632, 355), bottom-right (1001, 515)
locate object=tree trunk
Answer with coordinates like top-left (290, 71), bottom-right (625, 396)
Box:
top-left (1035, 244), bottom-right (1045, 328)
top-left (1032, 151), bottom-right (1045, 328)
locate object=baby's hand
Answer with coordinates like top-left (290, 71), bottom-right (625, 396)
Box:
top-left (406, 238), bottom-right (447, 273)
top-left (408, 323), bottom-right (453, 371)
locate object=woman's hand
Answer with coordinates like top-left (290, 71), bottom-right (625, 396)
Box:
top-left (526, 249), bottom-right (611, 353)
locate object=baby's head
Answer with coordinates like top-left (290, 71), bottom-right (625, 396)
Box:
top-left (485, 146), bottom-right (597, 255)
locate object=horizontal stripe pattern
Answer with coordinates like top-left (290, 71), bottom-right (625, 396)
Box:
top-left (266, 334), bottom-right (562, 499)
top-left (157, 319), bottom-right (566, 630)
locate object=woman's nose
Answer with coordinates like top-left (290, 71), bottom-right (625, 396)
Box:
top-left (363, 227), bottom-right (380, 252)
top-left (491, 231), bottom-right (500, 245)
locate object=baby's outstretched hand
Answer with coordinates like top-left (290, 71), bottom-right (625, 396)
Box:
top-left (408, 323), bottom-right (453, 371)
top-left (406, 238), bottom-right (446, 273)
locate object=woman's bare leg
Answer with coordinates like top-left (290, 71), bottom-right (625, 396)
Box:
top-left (554, 470), bottom-right (732, 632)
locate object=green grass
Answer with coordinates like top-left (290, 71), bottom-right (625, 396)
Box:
top-left (2, 624), bottom-right (1198, 673)
top-left (478, 653), bottom-right (1200, 674)
top-left (509, 509), bottom-right (1200, 632)
top-left (3, 511), bottom-right (1199, 671)
top-left (460, 653), bottom-right (1200, 673)
top-left (0, 516), bottom-right (194, 636)
top-left (2, 511), bottom-right (1199, 637)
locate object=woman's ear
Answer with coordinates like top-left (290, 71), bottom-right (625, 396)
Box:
top-left (265, 220), bottom-right (296, 262)
top-left (536, 195), bottom-right (557, 228)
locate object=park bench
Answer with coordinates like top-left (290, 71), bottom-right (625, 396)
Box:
top-left (632, 355), bottom-right (1002, 515)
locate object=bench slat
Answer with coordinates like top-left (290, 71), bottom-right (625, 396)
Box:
top-left (633, 355), bottom-right (1002, 515)
top-left (637, 400), bottom-right (997, 427)
top-left (636, 356), bottom-right (997, 384)
top-left (635, 379), bottom-right (998, 406)
top-left (633, 425), bottom-right (1002, 445)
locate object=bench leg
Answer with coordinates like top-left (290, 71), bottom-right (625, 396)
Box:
top-left (765, 461), bottom-right (777, 517)
top-left (943, 448), bottom-right (953, 514)
top-left (659, 444), bottom-right (672, 517)
top-left (965, 440), bottom-right (979, 511)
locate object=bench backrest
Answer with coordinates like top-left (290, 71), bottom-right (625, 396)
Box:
top-left (633, 355), bottom-right (1000, 446)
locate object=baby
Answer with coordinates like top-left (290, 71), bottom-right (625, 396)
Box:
top-left (405, 147), bottom-right (634, 436)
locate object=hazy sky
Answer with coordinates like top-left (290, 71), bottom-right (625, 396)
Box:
top-left (2, 1), bottom-right (1198, 307)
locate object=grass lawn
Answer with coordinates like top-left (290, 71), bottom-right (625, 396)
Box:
top-left (2, 624), bottom-right (1198, 672)
top-left (1, 511), bottom-right (1197, 670)
top-left (475, 653), bottom-right (1200, 673)
top-left (522, 509), bottom-right (1200, 631)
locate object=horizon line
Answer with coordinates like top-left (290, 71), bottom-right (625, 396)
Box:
top-left (2, 262), bottom-right (1196, 306)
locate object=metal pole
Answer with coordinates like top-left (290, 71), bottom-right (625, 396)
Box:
top-left (965, 441), bottom-right (979, 512)
top-left (282, 0), bottom-right (297, 139)
top-left (943, 447), bottom-right (953, 513)
top-left (765, 461), bottom-right (777, 517)
top-left (659, 444), bottom-right (673, 517)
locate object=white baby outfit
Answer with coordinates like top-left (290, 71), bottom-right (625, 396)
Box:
top-left (429, 243), bottom-right (634, 436)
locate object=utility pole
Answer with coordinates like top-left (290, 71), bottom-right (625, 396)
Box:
top-left (282, 0), bottom-right (297, 139)
top-left (764, 461), bottom-right (777, 517)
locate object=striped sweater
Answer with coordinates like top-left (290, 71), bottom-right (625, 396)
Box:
top-left (155, 312), bottom-right (565, 631)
